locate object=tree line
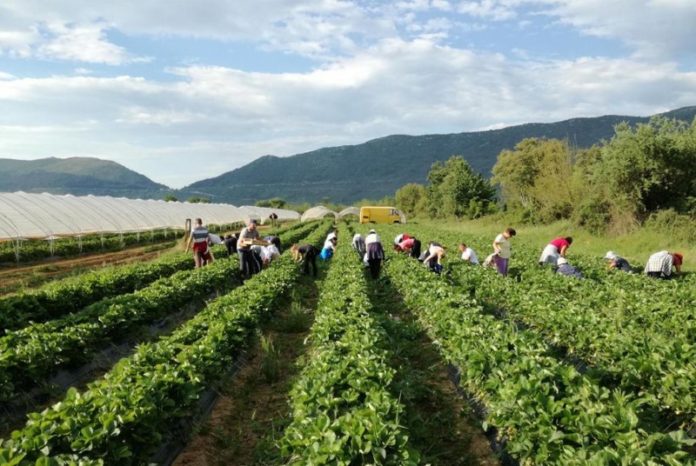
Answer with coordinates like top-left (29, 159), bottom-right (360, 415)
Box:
top-left (394, 116), bottom-right (695, 235)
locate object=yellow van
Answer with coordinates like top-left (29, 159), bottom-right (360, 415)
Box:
top-left (359, 206), bottom-right (405, 224)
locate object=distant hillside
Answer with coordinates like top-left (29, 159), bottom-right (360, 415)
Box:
top-left (183, 106), bottom-right (696, 204)
top-left (0, 157), bottom-right (168, 198)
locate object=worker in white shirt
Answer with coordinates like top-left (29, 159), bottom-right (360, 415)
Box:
top-left (644, 251), bottom-right (683, 279)
top-left (364, 229), bottom-right (385, 278)
top-left (458, 243), bottom-right (479, 265)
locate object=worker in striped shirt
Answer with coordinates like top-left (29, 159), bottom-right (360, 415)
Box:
top-left (185, 218), bottom-right (213, 268)
top-left (644, 251), bottom-right (683, 279)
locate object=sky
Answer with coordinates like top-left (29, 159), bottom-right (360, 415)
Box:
top-left (0, 0), bottom-right (695, 188)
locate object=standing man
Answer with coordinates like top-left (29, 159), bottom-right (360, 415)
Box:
top-left (492, 227), bottom-right (516, 276)
top-left (644, 251), bottom-right (683, 279)
top-left (365, 229), bottom-right (385, 279)
top-left (269, 212), bottom-right (279, 228)
top-left (238, 219), bottom-right (267, 279)
top-left (185, 218), bottom-right (213, 268)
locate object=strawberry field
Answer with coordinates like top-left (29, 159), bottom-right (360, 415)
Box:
top-left (0, 220), bottom-right (694, 465)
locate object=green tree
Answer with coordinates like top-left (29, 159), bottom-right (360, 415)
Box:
top-left (395, 183), bottom-right (427, 217)
top-left (256, 198), bottom-right (287, 208)
top-left (593, 117), bottom-right (696, 220)
top-left (426, 156), bottom-right (496, 218)
top-left (163, 194), bottom-right (178, 202)
top-left (187, 196), bottom-right (211, 204)
top-left (492, 138), bottom-right (574, 222)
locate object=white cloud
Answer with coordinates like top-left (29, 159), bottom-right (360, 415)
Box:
top-left (457, 0), bottom-right (517, 20)
top-left (0, 38), bottom-right (694, 187)
top-left (37, 23), bottom-right (134, 65)
top-left (536, 0), bottom-right (696, 58)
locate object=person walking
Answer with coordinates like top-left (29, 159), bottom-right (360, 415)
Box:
top-left (604, 251), bottom-right (632, 272)
top-left (365, 229), bottom-right (385, 279)
top-left (644, 251), bottom-right (683, 279)
top-left (459, 243), bottom-right (479, 265)
top-left (291, 244), bottom-right (319, 277)
top-left (539, 236), bottom-right (573, 266)
top-left (185, 218), bottom-right (213, 268)
top-left (492, 227), bottom-right (516, 276)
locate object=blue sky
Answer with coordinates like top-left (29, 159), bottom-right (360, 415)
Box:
top-left (0, 0), bottom-right (695, 188)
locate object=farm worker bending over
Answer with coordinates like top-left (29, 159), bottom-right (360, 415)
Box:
top-left (185, 218), bottom-right (213, 268)
top-left (320, 236), bottom-right (337, 260)
top-left (291, 244), bottom-right (319, 277)
top-left (365, 229), bottom-right (385, 279)
top-left (393, 233), bottom-right (411, 246)
top-left (326, 230), bottom-right (338, 244)
top-left (555, 257), bottom-right (583, 279)
top-left (492, 228), bottom-right (516, 276)
top-left (224, 234), bottom-right (238, 257)
top-left (604, 251), bottom-right (632, 272)
top-left (644, 251), bottom-right (683, 279)
top-left (394, 236), bottom-right (415, 253)
top-left (539, 236), bottom-right (573, 266)
top-left (264, 235), bottom-right (281, 252)
top-left (238, 219), bottom-right (268, 279)
top-left (459, 243), bottom-right (479, 265)
top-left (352, 233), bottom-right (366, 256)
top-left (260, 244), bottom-right (281, 267)
top-left (423, 242), bottom-right (445, 274)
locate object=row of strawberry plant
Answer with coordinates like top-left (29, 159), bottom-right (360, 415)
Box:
top-left (382, 223), bottom-right (696, 418)
top-left (0, 222), bottom-right (331, 465)
top-left (383, 250), bottom-right (694, 465)
top-left (450, 259), bottom-right (695, 418)
top-left (0, 228), bottom-right (183, 264)
top-left (280, 227), bottom-right (419, 465)
top-left (0, 252), bottom-right (193, 334)
top-left (0, 219), bottom-right (304, 334)
top-left (0, 220), bottom-right (322, 404)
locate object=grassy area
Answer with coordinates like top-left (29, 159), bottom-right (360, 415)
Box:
top-left (408, 217), bottom-right (696, 272)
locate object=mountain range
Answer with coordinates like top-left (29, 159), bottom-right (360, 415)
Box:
top-left (2, 106), bottom-right (695, 204)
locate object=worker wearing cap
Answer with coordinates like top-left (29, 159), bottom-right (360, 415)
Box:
top-left (555, 257), bottom-right (583, 279)
top-left (644, 251), bottom-right (683, 279)
top-left (604, 251), bottom-right (632, 272)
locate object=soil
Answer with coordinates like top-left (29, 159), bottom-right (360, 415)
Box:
top-left (0, 241), bottom-right (179, 295)
top-left (172, 272), bottom-right (322, 466)
top-left (369, 273), bottom-right (499, 466)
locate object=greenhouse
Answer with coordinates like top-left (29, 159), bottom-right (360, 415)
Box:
top-left (300, 206), bottom-right (338, 222)
top-left (0, 192), bottom-right (299, 241)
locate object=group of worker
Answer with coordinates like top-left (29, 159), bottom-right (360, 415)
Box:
top-left (536, 235), bottom-right (683, 280)
top-left (185, 218), bottom-right (282, 280)
top-left (187, 219), bottom-right (685, 282)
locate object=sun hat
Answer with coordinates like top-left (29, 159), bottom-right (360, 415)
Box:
top-left (673, 253), bottom-right (684, 266)
top-left (604, 251), bottom-right (617, 260)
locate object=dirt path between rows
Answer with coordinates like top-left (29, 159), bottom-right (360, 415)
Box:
top-left (173, 271), bottom-right (322, 466)
top-left (0, 241), bottom-right (179, 295)
top-left (368, 273), bottom-right (499, 466)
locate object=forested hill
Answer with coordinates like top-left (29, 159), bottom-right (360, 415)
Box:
top-left (183, 106), bottom-right (696, 204)
top-left (0, 157), bottom-right (168, 198)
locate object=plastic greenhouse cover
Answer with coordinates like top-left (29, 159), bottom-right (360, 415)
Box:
top-left (0, 192), bottom-right (299, 241)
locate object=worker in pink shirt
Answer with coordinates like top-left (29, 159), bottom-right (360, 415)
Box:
top-left (539, 236), bottom-right (573, 266)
